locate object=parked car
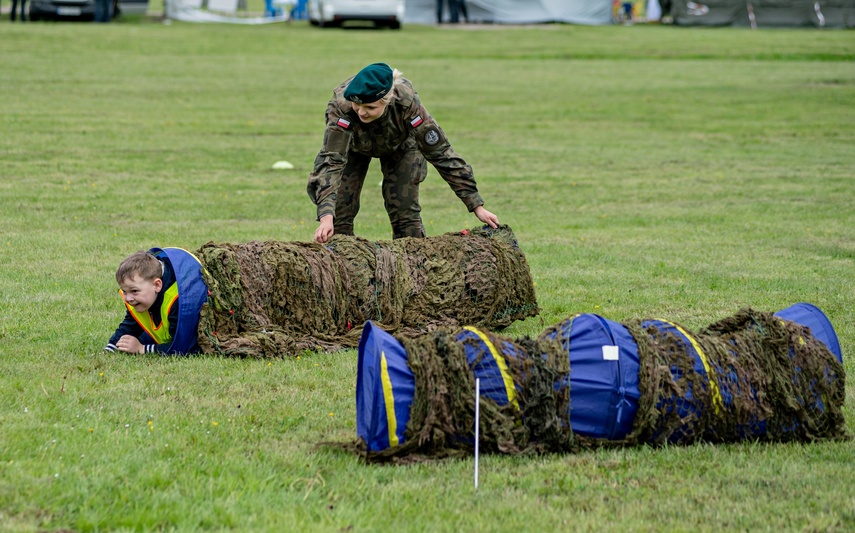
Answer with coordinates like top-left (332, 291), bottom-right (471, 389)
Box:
top-left (28, 0), bottom-right (147, 20)
top-left (307, 0), bottom-right (404, 28)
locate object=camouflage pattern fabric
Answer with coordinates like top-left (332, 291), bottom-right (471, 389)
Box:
top-left (307, 76), bottom-right (485, 237)
top-left (194, 225), bottom-right (538, 358)
top-left (332, 137), bottom-right (428, 239)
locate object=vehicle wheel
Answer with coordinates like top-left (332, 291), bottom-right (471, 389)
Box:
top-left (389, 20), bottom-right (400, 29)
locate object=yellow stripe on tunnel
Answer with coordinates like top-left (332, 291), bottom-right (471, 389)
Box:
top-left (657, 320), bottom-right (724, 415)
top-left (380, 351), bottom-right (399, 448)
top-left (463, 326), bottom-right (520, 411)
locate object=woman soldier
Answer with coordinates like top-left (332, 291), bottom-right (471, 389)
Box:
top-left (307, 63), bottom-right (499, 243)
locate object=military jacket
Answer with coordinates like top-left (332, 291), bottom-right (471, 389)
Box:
top-left (307, 76), bottom-right (484, 220)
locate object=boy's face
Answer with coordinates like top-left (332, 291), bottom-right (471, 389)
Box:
top-left (120, 275), bottom-right (163, 313)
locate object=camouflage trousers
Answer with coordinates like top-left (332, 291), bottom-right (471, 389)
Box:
top-left (334, 137), bottom-right (428, 239)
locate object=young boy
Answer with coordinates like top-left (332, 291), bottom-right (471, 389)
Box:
top-left (106, 247), bottom-right (208, 355)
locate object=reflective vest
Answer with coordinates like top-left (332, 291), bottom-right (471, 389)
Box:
top-left (123, 282), bottom-right (180, 345)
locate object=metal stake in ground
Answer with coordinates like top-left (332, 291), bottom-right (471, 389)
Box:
top-left (474, 378), bottom-right (480, 490)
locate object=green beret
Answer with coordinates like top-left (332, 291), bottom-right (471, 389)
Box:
top-left (344, 63), bottom-right (393, 104)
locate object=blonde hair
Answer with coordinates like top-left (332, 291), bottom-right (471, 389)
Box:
top-left (116, 250), bottom-right (162, 284)
top-left (380, 68), bottom-right (404, 105)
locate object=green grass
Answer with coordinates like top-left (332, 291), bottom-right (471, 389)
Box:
top-left (2, 17), bottom-right (854, 532)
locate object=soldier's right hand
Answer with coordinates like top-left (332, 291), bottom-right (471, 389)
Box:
top-left (314, 215), bottom-right (335, 243)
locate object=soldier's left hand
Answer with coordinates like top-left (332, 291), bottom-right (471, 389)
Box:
top-left (474, 206), bottom-right (499, 229)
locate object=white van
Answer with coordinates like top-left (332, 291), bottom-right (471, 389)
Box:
top-left (307, 0), bottom-right (404, 28)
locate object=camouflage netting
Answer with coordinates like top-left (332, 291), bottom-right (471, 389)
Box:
top-left (353, 308), bottom-right (847, 462)
top-left (194, 225), bottom-right (538, 357)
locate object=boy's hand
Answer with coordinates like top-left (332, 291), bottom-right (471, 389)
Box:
top-left (116, 335), bottom-right (144, 354)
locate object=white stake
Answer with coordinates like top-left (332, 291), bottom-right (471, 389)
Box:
top-left (474, 377), bottom-right (480, 490)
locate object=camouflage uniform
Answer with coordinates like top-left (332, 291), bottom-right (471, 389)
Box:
top-left (307, 76), bottom-right (485, 239)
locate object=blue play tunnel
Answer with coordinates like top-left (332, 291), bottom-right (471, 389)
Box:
top-left (355, 303), bottom-right (843, 453)
top-left (774, 302), bottom-right (842, 361)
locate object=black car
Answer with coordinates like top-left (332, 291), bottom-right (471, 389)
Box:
top-left (28, 0), bottom-right (147, 20)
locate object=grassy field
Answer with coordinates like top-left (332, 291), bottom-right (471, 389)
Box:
top-left (2, 15), bottom-right (854, 532)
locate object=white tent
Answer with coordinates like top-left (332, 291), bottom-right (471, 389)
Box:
top-left (165, 0), bottom-right (289, 23)
top-left (404, 0), bottom-right (614, 25)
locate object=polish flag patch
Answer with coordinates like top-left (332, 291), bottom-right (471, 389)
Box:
top-left (410, 116), bottom-right (423, 128)
top-left (337, 117), bottom-right (351, 129)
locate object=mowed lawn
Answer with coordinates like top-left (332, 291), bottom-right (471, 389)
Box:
top-left (1, 15), bottom-right (854, 532)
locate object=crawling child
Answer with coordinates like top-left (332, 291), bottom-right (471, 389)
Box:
top-left (106, 247), bottom-right (208, 355)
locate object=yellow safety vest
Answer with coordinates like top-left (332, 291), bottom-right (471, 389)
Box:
top-left (122, 283), bottom-right (179, 345)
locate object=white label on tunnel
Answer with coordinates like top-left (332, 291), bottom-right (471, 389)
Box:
top-left (603, 345), bottom-right (619, 361)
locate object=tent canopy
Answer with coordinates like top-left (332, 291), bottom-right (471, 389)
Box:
top-left (404, 0), bottom-right (614, 25)
top-left (672, 0), bottom-right (855, 28)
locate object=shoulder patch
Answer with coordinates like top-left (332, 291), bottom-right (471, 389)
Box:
top-left (409, 116), bottom-right (423, 128)
top-left (336, 117), bottom-right (351, 129)
top-left (424, 129), bottom-right (440, 146)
